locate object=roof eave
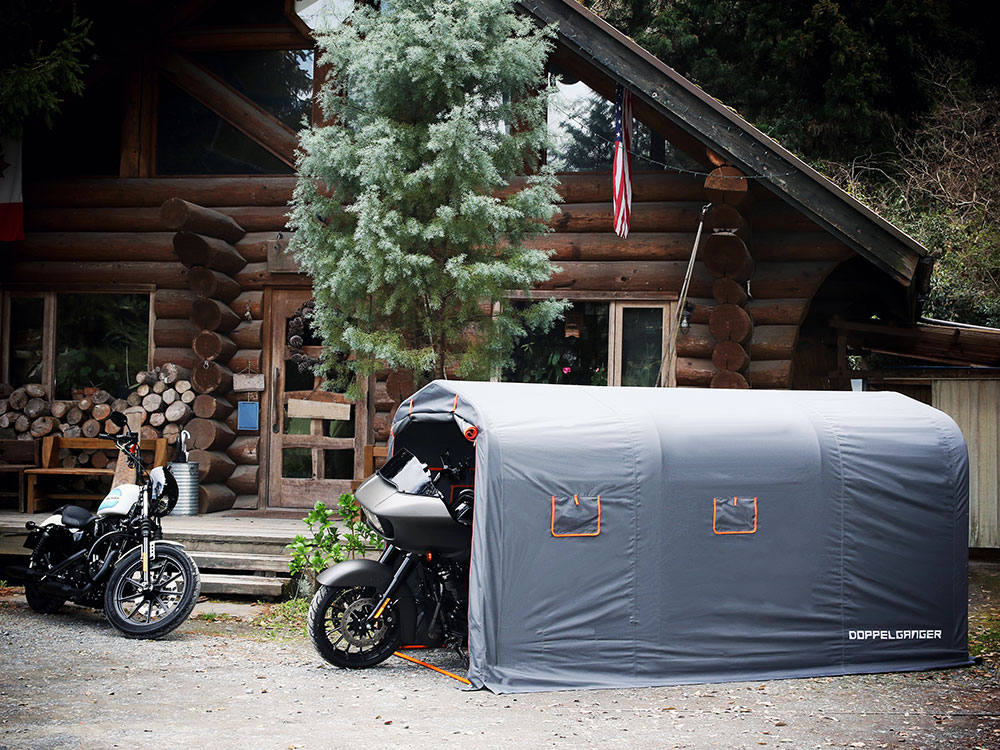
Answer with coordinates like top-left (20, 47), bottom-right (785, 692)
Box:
top-left (520, 0), bottom-right (928, 287)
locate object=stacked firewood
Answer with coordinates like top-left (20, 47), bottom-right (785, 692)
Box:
top-left (0, 362), bottom-right (196, 444)
top-left (128, 363), bottom-right (196, 442)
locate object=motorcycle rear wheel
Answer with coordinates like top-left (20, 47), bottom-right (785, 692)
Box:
top-left (308, 585), bottom-right (402, 668)
top-left (103, 546), bottom-right (200, 639)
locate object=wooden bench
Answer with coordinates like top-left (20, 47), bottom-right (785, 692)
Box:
top-left (0, 440), bottom-right (40, 512)
top-left (25, 437), bottom-right (168, 514)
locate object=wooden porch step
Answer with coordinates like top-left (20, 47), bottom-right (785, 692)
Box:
top-left (200, 573), bottom-right (288, 598)
top-left (189, 550), bottom-right (291, 574)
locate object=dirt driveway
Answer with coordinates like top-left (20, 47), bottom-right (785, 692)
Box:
top-left (2, 566), bottom-right (999, 750)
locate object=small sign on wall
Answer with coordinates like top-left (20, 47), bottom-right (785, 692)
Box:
top-left (287, 398), bottom-right (351, 421)
top-left (237, 401), bottom-right (260, 431)
top-left (234, 373), bottom-right (266, 392)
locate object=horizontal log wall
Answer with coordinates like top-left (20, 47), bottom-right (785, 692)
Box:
top-left (11, 182), bottom-right (276, 512)
top-left (10, 171), bottom-right (858, 507)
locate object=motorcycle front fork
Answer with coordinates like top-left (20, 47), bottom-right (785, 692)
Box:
top-left (367, 549), bottom-right (419, 626)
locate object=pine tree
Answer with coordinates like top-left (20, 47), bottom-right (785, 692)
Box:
top-left (288, 0), bottom-right (566, 389)
top-left (0, 1), bottom-right (91, 138)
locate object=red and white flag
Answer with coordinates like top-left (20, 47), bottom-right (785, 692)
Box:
top-left (0, 138), bottom-right (24, 242)
top-left (612, 84), bottom-right (633, 238)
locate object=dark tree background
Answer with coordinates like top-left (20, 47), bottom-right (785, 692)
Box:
top-left (588, 0), bottom-right (999, 326)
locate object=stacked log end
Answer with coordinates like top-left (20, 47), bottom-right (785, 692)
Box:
top-left (701, 175), bottom-right (754, 389)
top-left (162, 198), bottom-right (256, 512)
top-left (0, 370), bottom-right (194, 460)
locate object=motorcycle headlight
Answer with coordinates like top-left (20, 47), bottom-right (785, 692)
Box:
top-left (147, 465), bottom-right (179, 516)
top-left (361, 507), bottom-right (391, 539)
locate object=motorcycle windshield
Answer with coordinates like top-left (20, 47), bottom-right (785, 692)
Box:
top-left (378, 450), bottom-right (442, 498)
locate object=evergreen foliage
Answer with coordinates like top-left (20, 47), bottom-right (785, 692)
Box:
top-left (0, 1), bottom-right (91, 138)
top-left (288, 0), bottom-right (566, 388)
top-left (589, 0), bottom-right (997, 327)
top-left (589, 0), bottom-right (991, 159)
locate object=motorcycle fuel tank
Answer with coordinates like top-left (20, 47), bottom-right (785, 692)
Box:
top-left (97, 484), bottom-right (141, 516)
top-left (355, 473), bottom-right (471, 555)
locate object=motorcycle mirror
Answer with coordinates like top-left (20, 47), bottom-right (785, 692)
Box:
top-left (109, 412), bottom-right (128, 428)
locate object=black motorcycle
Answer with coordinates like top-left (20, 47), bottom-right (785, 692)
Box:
top-left (12, 412), bottom-right (200, 639)
top-left (308, 450), bottom-right (474, 668)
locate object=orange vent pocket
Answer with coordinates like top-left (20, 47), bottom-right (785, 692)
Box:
top-left (551, 495), bottom-right (601, 538)
top-left (713, 496), bottom-right (758, 535)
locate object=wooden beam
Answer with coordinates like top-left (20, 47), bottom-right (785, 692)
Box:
top-left (139, 59), bottom-right (158, 178)
top-left (160, 198), bottom-right (246, 243)
top-left (831, 319), bottom-right (1000, 367)
top-left (6, 261), bottom-right (190, 289)
top-left (159, 51), bottom-right (298, 167)
top-left (284, 0), bottom-right (316, 41)
top-left (167, 28), bottom-right (313, 51)
top-left (26, 177), bottom-right (298, 208)
top-left (120, 69), bottom-right (142, 178)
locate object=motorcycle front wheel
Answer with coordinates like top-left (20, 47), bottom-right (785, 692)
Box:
top-left (103, 545), bottom-right (201, 639)
top-left (308, 585), bottom-right (402, 668)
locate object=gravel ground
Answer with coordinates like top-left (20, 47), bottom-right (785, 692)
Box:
top-left (1, 571), bottom-right (999, 750)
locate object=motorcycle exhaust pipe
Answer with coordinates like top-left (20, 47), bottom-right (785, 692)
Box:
top-left (4, 565), bottom-right (35, 581)
top-left (39, 580), bottom-right (92, 598)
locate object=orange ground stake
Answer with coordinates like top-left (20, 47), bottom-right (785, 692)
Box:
top-left (393, 651), bottom-right (471, 685)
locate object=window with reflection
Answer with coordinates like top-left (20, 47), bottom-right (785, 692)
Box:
top-left (505, 299), bottom-right (673, 387)
top-left (157, 79), bottom-right (295, 175)
top-left (3, 292), bottom-right (151, 400)
top-left (192, 50), bottom-right (315, 131)
top-left (547, 73), bottom-right (700, 173)
top-left (55, 294), bottom-right (150, 400)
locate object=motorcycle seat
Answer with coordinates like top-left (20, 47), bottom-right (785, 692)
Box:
top-left (61, 505), bottom-right (97, 528)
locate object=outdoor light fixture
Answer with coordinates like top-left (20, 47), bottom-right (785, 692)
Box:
top-left (679, 302), bottom-right (694, 334)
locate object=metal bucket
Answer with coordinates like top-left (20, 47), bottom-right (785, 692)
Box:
top-left (168, 461), bottom-right (199, 516)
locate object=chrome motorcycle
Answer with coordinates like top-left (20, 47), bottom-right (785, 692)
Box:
top-left (308, 450), bottom-right (474, 668)
top-left (13, 412), bottom-right (200, 639)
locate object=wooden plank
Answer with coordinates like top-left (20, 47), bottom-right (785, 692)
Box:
top-left (268, 237), bottom-right (300, 273)
top-left (279, 477), bottom-right (353, 507)
top-left (199, 573), bottom-right (285, 598)
top-left (160, 51), bottom-right (298, 167)
top-left (287, 398), bottom-right (350, 421)
top-left (282, 435), bottom-right (354, 450)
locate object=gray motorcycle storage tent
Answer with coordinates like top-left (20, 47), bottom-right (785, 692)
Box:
top-left (390, 381), bottom-right (970, 693)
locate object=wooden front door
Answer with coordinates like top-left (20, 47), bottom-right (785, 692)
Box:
top-left (265, 290), bottom-right (357, 509)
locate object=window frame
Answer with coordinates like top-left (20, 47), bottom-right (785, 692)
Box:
top-left (505, 290), bottom-right (679, 387)
top-left (1, 289), bottom-right (154, 399)
top-left (608, 300), bottom-right (675, 388)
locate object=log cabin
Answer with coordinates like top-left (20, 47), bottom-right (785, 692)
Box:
top-left (1, 0), bottom-right (994, 541)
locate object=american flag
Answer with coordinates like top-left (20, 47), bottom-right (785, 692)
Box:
top-left (612, 83), bottom-right (633, 238)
